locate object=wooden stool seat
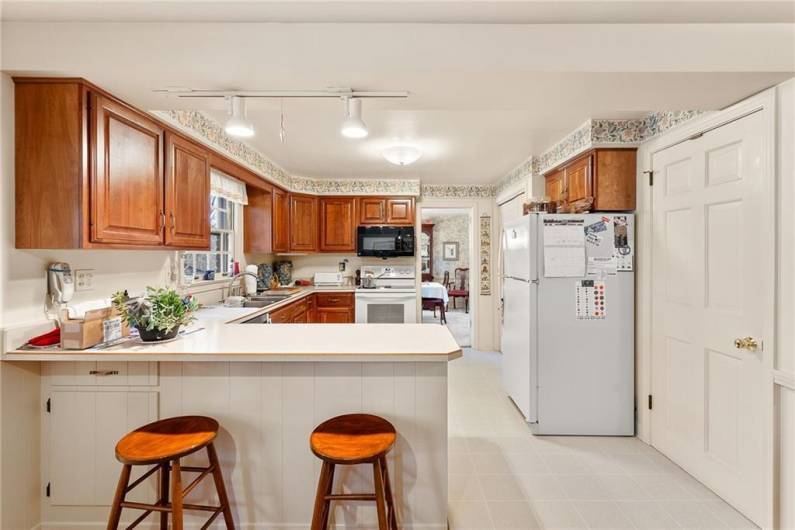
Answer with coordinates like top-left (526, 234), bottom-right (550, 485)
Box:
top-left (310, 414), bottom-right (398, 530)
top-left (310, 413), bottom-right (396, 465)
top-left (107, 415), bottom-right (234, 530)
top-left (115, 415), bottom-right (219, 465)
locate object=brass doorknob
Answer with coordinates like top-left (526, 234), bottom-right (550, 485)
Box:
top-left (734, 337), bottom-right (759, 351)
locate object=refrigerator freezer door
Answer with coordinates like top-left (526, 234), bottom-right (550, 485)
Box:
top-left (501, 277), bottom-right (538, 422)
top-left (503, 216), bottom-right (537, 281)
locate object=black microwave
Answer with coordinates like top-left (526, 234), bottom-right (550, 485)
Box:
top-left (357, 226), bottom-right (415, 258)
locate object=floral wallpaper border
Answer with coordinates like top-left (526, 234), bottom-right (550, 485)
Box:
top-left (421, 184), bottom-right (496, 199)
top-left (479, 216), bottom-right (492, 296)
top-left (495, 110), bottom-right (707, 192)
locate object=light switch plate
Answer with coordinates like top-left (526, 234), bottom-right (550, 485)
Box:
top-left (74, 269), bottom-right (95, 291)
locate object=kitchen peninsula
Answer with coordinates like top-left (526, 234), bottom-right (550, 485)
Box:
top-left (1, 311), bottom-right (460, 529)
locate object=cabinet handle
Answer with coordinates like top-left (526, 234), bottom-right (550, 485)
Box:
top-left (160, 211), bottom-right (166, 233)
top-left (170, 212), bottom-right (176, 234)
top-left (89, 370), bottom-right (119, 376)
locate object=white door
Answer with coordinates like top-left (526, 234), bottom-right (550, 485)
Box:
top-left (501, 277), bottom-right (536, 421)
top-left (651, 109), bottom-right (772, 525)
top-left (503, 216), bottom-right (533, 281)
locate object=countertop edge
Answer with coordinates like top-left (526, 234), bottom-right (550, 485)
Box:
top-left (1, 350), bottom-right (462, 362)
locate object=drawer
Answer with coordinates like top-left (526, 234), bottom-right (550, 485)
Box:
top-left (45, 361), bottom-right (159, 386)
top-left (315, 292), bottom-right (354, 308)
top-left (269, 296), bottom-right (309, 323)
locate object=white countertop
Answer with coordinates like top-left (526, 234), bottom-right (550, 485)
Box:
top-left (2, 287), bottom-right (460, 362)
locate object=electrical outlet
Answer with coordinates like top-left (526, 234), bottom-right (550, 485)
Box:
top-left (74, 269), bottom-right (95, 291)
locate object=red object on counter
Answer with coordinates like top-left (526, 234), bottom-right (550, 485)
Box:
top-left (27, 328), bottom-right (61, 347)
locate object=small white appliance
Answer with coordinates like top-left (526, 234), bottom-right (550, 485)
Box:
top-left (355, 266), bottom-right (417, 324)
top-left (313, 272), bottom-right (345, 287)
top-left (501, 213), bottom-right (635, 435)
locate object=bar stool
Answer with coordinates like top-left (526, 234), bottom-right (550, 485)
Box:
top-left (106, 415), bottom-right (235, 530)
top-left (309, 413), bottom-right (398, 530)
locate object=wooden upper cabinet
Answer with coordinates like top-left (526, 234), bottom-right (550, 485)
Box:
top-left (90, 94), bottom-right (165, 246)
top-left (289, 194), bottom-right (319, 252)
top-left (386, 198), bottom-right (414, 224)
top-left (544, 168), bottom-right (565, 204)
top-left (358, 197), bottom-right (415, 225)
top-left (543, 148), bottom-right (635, 212)
top-left (164, 133), bottom-right (210, 249)
top-left (593, 149), bottom-right (637, 211)
top-left (358, 197), bottom-right (386, 224)
top-left (565, 154), bottom-right (592, 204)
top-left (244, 185), bottom-right (273, 254)
top-left (271, 187), bottom-right (289, 253)
top-left (319, 197), bottom-right (356, 252)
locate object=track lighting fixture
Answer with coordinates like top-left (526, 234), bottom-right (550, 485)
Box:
top-left (224, 96), bottom-right (255, 138)
top-left (340, 97), bottom-right (368, 139)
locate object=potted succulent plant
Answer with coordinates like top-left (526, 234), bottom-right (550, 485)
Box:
top-left (112, 287), bottom-right (198, 342)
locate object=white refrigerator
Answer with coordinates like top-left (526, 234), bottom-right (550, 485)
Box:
top-left (501, 213), bottom-right (634, 435)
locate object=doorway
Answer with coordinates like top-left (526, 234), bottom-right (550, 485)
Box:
top-left (420, 207), bottom-right (473, 347)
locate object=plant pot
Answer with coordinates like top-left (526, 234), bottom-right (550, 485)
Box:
top-left (136, 325), bottom-right (180, 342)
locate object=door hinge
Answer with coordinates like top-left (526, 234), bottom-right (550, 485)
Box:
top-left (644, 170), bottom-right (654, 186)
top-left (46, 397), bottom-right (51, 413)
top-left (45, 482), bottom-right (51, 498)
top-left (647, 394), bottom-right (653, 410)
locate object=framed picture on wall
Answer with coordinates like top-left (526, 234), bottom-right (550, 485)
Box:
top-left (443, 242), bottom-right (459, 261)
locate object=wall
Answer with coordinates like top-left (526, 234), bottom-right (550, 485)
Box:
top-left (422, 214), bottom-right (470, 283)
top-left (250, 253), bottom-right (415, 285)
top-left (774, 77), bottom-right (794, 530)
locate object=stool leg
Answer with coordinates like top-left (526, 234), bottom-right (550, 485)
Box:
top-left (380, 456), bottom-right (398, 530)
top-left (171, 459), bottom-right (184, 530)
top-left (207, 443), bottom-right (236, 529)
top-left (106, 464), bottom-right (131, 530)
top-left (311, 461), bottom-right (334, 530)
top-left (373, 460), bottom-right (388, 530)
top-left (320, 463), bottom-right (335, 529)
top-left (159, 463), bottom-right (170, 530)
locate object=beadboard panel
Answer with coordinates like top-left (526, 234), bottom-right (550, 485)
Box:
top-left (39, 361), bottom-right (448, 529)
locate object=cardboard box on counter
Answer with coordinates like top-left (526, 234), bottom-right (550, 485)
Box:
top-left (60, 307), bottom-right (130, 350)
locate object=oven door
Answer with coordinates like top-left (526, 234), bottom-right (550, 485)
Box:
top-left (355, 293), bottom-right (417, 324)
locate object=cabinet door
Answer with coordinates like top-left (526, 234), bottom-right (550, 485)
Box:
top-left (289, 194), bottom-right (318, 252)
top-left (48, 390), bottom-right (158, 506)
top-left (593, 149), bottom-right (637, 211)
top-left (306, 294), bottom-right (317, 323)
top-left (292, 309), bottom-right (308, 323)
top-left (244, 186), bottom-right (273, 253)
top-left (269, 304), bottom-right (293, 323)
top-left (319, 197), bottom-right (356, 252)
top-left (165, 133), bottom-right (210, 249)
top-left (386, 198), bottom-right (414, 225)
top-left (90, 94), bottom-right (164, 246)
top-left (564, 154), bottom-right (593, 203)
top-left (358, 198), bottom-right (386, 224)
top-left (317, 307), bottom-right (353, 323)
top-left (272, 187), bottom-right (289, 253)
top-left (545, 169), bottom-right (565, 203)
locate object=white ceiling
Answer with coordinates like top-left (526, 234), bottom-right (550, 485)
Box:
top-left (1, 7), bottom-right (793, 184)
top-left (2, 1), bottom-right (794, 24)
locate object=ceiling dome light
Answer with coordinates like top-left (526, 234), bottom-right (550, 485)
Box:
top-left (340, 97), bottom-right (368, 139)
top-left (382, 145), bottom-right (423, 166)
top-left (224, 96), bottom-right (255, 138)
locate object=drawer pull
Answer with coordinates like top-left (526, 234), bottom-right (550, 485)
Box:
top-left (90, 370), bottom-right (119, 376)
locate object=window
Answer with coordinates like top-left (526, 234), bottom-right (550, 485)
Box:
top-left (182, 194), bottom-right (237, 281)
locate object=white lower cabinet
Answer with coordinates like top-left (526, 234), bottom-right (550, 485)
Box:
top-left (47, 389), bottom-right (158, 506)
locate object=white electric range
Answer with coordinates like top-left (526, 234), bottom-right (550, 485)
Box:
top-left (355, 265), bottom-right (417, 323)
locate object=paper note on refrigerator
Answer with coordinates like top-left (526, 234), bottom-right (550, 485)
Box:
top-left (543, 218), bottom-right (586, 277)
top-left (545, 246), bottom-right (586, 277)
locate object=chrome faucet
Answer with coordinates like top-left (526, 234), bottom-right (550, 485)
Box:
top-left (227, 271), bottom-right (260, 298)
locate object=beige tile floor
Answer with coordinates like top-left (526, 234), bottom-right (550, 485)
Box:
top-left (447, 349), bottom-right (758, 530)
